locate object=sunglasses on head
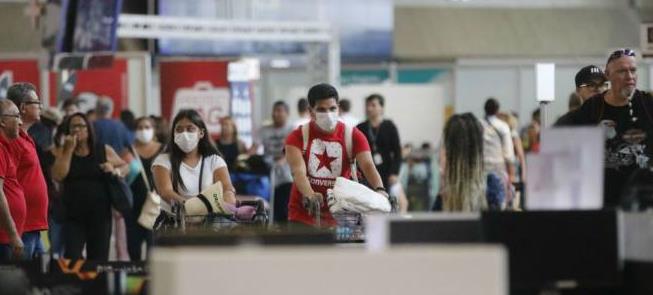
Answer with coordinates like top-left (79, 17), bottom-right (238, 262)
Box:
top-left (607, 48), bottom-right (636, 64)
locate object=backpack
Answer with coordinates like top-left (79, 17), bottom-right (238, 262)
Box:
top-left (301, 123), bottom-right (358, 182)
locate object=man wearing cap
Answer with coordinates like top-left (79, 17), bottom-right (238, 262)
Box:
top-left (572, 49), bottom-right (653, 207)
top-left (5, 82), bottom-right (48, 259)
top-left (554, 65), bottom-right (607, 126)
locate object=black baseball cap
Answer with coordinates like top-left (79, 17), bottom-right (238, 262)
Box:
top-left (575, 65), bottom-right (606, 88)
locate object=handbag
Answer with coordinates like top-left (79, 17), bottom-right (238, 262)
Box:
top-left (97, 145), bottom-right (134, 218)
top-left (132, 146), bottom-right (163, 230)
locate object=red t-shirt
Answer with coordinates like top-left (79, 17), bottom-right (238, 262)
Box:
top-left (8, 130), bottom-right (48, 231)
top-left (285, 121), bottom-right (370, 225)
top-left (0, 138), bottom-right (26, 244)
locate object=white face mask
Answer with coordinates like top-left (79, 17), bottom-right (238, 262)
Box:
top-left (174, 131), bottom-right (200, 153)
top-left (135, 128), bottom-right (154, 143)
top-left (315, 111), bottom-right (339, 132)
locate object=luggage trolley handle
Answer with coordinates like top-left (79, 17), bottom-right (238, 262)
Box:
top-left (172, 202), bottom-right (186, 231)
top-left (302, 196), bottom-right (321, 227)
top-left (389, 194), bottom-right (399, 213)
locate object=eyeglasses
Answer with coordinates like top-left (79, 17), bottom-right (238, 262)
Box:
top-left (0, 114), bottom-right (20, 119)
top-left (578, 82), bottom-right (609, 91)
top-left (24, 101), bottom-right (42, 106)
top-left (70, 124), bottom-right (88, 130)
top-left (607, 48), bottom-right (636, 64)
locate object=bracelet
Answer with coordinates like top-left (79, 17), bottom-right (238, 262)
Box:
top-left (374, 187), bottom-right (387, 193)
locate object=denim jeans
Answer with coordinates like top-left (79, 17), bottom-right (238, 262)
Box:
top-left (21, 231), bottom-right (44, 260)
top-left (0, 244), bottom-right (12, 262)
top-left (48, 216), bottom-right (65, 258)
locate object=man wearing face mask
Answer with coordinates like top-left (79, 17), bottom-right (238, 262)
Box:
top-left (285, 83), bottom-right (388, 226)
top-left (572, 49), bottom-right (653, 207)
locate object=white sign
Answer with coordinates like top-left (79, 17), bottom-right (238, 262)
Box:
top-left (536, 63), bottom-right (555, 102)
top-left (171, 81), bottom-right (230, 136)
top-left (0, 71), bottom-right (13, 99)
top-left (526, 127), bottom-right (604, 210)
top-left (117, 14), bottom-right (332, 42)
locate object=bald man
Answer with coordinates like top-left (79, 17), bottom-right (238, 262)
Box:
top-left (571, 49), bottom-right (653, 208)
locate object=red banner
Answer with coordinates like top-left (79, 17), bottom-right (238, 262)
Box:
top-left (0, 59), bottom-right (41, 93)
top-left (72, 59), bottom-right (128, 118)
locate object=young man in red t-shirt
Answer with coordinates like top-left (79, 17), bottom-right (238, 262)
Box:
top-left (285, 83), bottom-right (388, 225)
top-left (0, 100), bottom-right (26, 261)
top-left (7, 82), bottom-right (49, 259)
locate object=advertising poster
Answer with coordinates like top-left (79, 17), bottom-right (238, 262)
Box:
top-left (159, 60), bottom-right (230, 137)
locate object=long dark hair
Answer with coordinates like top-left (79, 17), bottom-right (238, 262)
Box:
top-left (57, 112), bottom-right (96, 157)
top-left (166, 109), bottom-right (220, 192)
top-left (443, 113), bottom-right (486, 211)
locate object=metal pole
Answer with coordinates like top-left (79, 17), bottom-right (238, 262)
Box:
top-left (328, 30), bottom-right (340, 86)
top-left (539, 101), bottom-right (549, 129)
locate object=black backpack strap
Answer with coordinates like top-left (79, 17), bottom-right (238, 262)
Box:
top-left (198, 156), bottom-right (205, 191)
top-left (95, 144), bottom-right (107, 164)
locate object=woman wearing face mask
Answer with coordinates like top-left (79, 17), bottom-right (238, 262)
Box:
top-left (125, 117), bottom-right (162, 260)
top-left (152, 110), bottom-right (237, 211)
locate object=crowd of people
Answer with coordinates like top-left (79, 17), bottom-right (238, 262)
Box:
top-left (0, 48), bottom-right (647, 262)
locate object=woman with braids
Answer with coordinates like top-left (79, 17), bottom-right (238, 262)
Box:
top-left (433, 113), bottom-right (504, 211)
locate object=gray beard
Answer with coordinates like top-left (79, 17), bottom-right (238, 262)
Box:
top-left (620, 87), bottom-right (635, 99)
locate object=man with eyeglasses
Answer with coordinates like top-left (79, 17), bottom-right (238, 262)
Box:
top-left (554, 65), bottom-right (607, 126)
top-left (5, 82), bottom-right (49, 260)
top-left (571, 49), bottom-right (653, 208)
top-left (0, 99), bottom-right (26, 261)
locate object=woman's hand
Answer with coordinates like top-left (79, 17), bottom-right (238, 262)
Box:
top-left (62, 135), bottom-right (77, 153)
top-left (99, 162), bottom-right (120, 177)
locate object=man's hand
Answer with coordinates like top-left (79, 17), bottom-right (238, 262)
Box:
top-left (10, 234), bottom-right (23, 259)
top-left (375, 189), bottom-right (390, 200)
top-left (275, 157), bottom-right (287, 165)
top-left (388, 174), bottom-right (399, 186)
top-left (302, 192), bottom-right (323, 216)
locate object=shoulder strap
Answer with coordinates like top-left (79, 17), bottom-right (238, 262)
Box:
top-left (345, 124), bottom-right (358, 182)
top-left (198, 156), bottom-right (205, 192)
top-left (301, 123), bottom-right (310, 156)
top-left (485, 117), bottom-right (505, 148)
top-left (344, 124), bottom-right (354, 162)
top-left (131, 145), bottom-right (152, 192)
top-left (96, 144), bottom-right (107, 164)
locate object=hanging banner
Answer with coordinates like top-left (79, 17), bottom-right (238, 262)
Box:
top-left (230, 81), bottom-right (254, 147)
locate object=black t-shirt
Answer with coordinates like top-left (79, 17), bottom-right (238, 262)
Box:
top-left (356, 119), bottom-right (402, 187)
top-left (572, 90), bottom-right (653, 207)
top-left (553, 110), bottom-right (577, 127)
